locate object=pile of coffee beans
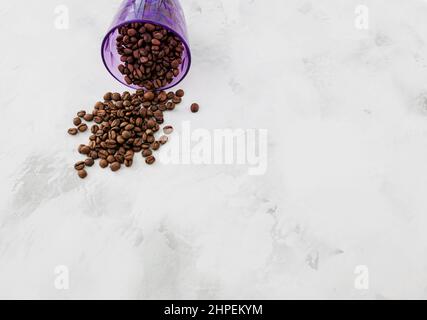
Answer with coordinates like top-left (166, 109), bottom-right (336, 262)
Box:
top-left (67, 89), bottom-right (198, 179)
top-left (116, 22), bottom-right (185, 89)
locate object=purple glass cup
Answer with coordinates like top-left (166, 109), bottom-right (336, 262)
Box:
top-left (101, 0), bottom-right (192, 90)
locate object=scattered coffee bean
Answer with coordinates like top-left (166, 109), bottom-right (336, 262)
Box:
top-left (85, 158), bottom-right (95, 167)
top-left (99, 159), bottom-right (109, 168)
top-left (151, 141), bottom-right (161, 151)
top-left (176, 89), bottom-right (185, 98)
top-left (74, 161), bottom-right (85, 171)
top-left (111, 162), bottom-right (121, 172)
top-left (78, 145), bottom-right (91, 155)
top-left (116, 22), bottom-right (185, 89)
top-left (145, 156), bottom-right (156, 165)
top-left (73, 117), bottom-right (82, 126)
top-left (78, 124), bottom-right (88, 132)
top-left (78, 170), bottom-right (88, 179)
top-left (142, 149), bottom-right (152, 158)
top-left (159, 135), bottom-right (168, 145)
top-left (68, 128), bottom-right (78, 136)
top-left (163, 126), bottom-right (173, 135)
top-left (68, 89), bottom-right (198, 179)
top-left (103, 92), bottom-right (112, 101)
top-left (191, 103), bottom-right (200, 113)
top-left (84, 114), bottom-right (94, 122)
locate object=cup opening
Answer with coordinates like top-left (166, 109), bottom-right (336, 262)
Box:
top-left (101, 19), bottom-right (192, 91)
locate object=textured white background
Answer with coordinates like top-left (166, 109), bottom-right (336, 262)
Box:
top-left (1, 0), bottom-right (427, 300)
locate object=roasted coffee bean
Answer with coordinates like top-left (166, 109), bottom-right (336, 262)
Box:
top-left (116, 23), bottom-right (185, 89)
top-left (73, 117), bottom-right (82, 126)
top-left (78, 145), bottom-right (91, 155)
top-left (85, 158), bottom-right (95, 167)
top-left (176, 89), bottom-right (185, 98)
top-left (78, 124), bottom-right (88, 132)
top-left (84, 114), bottom-right (94, 122)
top-left (107, 155), bottom-right (116, 163)
top-left (151, 141), bottom-right (161, 151)
top-left (112, 93), bottom-right (122, 101)
top-left (74, 161), bottom-right (85, 171)
top-left (89, 151), bottom-right (98, 159)
top-left (68, 128), bottom-right (78, 136)
top-left (142, 149), bottom-right (152, 158)
top-left (159, 135), bottom-right (168, 145)
top-left (77, 111), bottom-right (87, 118)
top-left (68, 89), bottom-right (193, 179)
top-left (91, 125), bottom-right (99, 134)
top-left (144, 91), bottom-right (155, 101)
top-left (146, 119), bottom-right (156, 129)
top-left (191, 103), bottom-right (200, 113)
top-left (104, 92), bottom-right (112, 101)
top-left (163, 126), bottom-right (173, 134)
top-left (78, 170), bottom-right (88, 179)
top-left (122, 131), bottom-right (131, 139)
top-left (110, 162), bottom-right (121, 172)
top-left (94, 101), bottom-right (104, 109)
top-left (172, 96), bottom-right (182, 104)
top-left (99, 159), bottom-right (109, 168)
top-left (145, 156), bottom-right (156, 165)
top-left (94, 116), bottom-right (103, 124)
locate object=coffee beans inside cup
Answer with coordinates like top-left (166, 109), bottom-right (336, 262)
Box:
top-left (116, 22), bottom-right (185, 90)
top-left (68, 89), bottom-right (200, 179)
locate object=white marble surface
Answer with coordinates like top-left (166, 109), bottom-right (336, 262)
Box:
top-left (1, 0), bottom-right (427, 300)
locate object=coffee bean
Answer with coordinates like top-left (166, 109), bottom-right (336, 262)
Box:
top-left (74, 161), bottom-right (85, 171)
top-left (107, 155), bottom-right (116, 163)
top-left (127, 28), bottom-right (137, 37)
top-left (85, 158), bottom-right (95, 167)
top-left (144, 91), bottom-right (155, 101)
top-left (78, 170), bottom-right (88, 179)
top-left (73, 117), bottom-right (82, 126)
top-left (78, 124), bottom-right (88, 132)
top-left (68, 128), bottom-right (78, 136)
top-left (89, 151), bottom-right (98, 159)
top-left (145, 156), bottom-right (156, 165)
top-left (104, 92), bottom-right (112, 101)
top-left (110, 162), bottom-right (121, 172)
top-left (159, 135), bottom-right (169, 145)
top-left (68, 88), bottom-right (192, 179)
top-left (146, 119), bottom-right (156, 129)
top-left (84, 114), bottom-right (94, 122)
top-left (122, 131), bottom-right (131, 139)
top-left (78, 145), bottom-right (91, 155)
top-left (151, 141), bottom-right (161, 151)
top-left (176, 89), bottom-right (185, 98)
top-left (191, 103), bottom-right (200, 113)
top-left (172, 96), bottom-right (182, 104)
top-left (117, 135), bottom-right (126, 144)
top-left (94, 101), bottom-right (104, 109)
top-left (77, 111), bottom-right (86, 118)
top-left (116, 23), bottom-right (185, 89)
top-left (142, 149), bottom-right (152, 158)
top-left (163, 126), bottom-right (173, 135)
top-left (99, 159), bottom-right (109, 168)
